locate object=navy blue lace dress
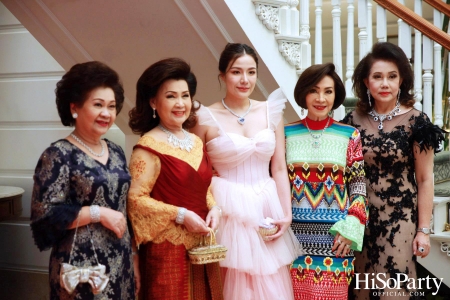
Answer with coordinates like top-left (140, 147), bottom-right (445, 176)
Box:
top-left (30, 139), bottom-right (135, 300)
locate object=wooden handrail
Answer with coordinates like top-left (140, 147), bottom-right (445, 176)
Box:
top-left (374, 0), bottom-right (450, 50)
top-left (423, 0), bottom-right (450, 18)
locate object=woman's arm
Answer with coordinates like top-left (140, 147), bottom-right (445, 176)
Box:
top-left (412, 142), bottom-right (434, 258)
top-left (268, 120), bottom-right (292, 240)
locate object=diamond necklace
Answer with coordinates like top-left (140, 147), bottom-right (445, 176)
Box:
top-left (70, 133), bottom-right (105, 157)
top-left (304, 117), bottom-right (331, 149)
top-left (221, 98), bottom-right (252, 125)
top-left (158, 124), bottom-right (193, 152)
top-left (368, 101), bottom-right (401, 130)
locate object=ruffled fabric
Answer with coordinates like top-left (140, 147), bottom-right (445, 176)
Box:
top-left (197, 88), bottom-right (299, 300)
top-left (409, 112), bottom-right (446, 153)
top-left (267, 88), bottom-right (287, 130)
top-left (329, 215), bottom-right (365, 251)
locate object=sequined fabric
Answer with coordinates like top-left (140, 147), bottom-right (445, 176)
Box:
top-left (30, 139), bottom-right (135, 300)
top-left (342, 109), bottom-right (444, 300)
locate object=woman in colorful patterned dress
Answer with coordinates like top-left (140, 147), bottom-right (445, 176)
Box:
top-left (285, 63), bottom-right (368, 299)
top-left (127, 58), bottom-right (223, 300)
top-left (30, 61), bottom-right (135, 299)
top-left (193, 43), bottom-right (300, 300)
top-left (343, 42), bottom-right (445, 299)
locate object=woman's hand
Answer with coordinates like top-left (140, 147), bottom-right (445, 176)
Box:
top-left (205, 207), bottom-right (221, 232)
top-left (99, 207), bottom-right (127, 238)
top-left (331, 232), bottom-right (352, 258)
top-left (265, 215), bottom-right (292, 242)
top-left (183, 210), bottom-right (210, 234)
top-left (413, 232), bottom-right (431, 258)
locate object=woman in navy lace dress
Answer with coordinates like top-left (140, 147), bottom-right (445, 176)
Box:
top-left (30, 61), bottom-right (136, 299)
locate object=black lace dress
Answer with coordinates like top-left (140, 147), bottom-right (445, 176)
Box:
top-left (342, 109), bottom-right (444, 299)
top-left (30, 139), bottom-right (135, 300)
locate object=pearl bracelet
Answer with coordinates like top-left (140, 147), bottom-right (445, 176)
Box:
top-left (211, 205), bottom-right (222, 217)
top-left (90, 205), bottom-right (101, 223)
top-left (176, 207), bottom-right (187, 224)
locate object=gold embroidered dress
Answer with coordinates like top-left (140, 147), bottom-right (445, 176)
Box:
top-left (127, 135), bottom-right (223, 300)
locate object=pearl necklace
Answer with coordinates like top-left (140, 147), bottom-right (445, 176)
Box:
top-left (158, 124), bottom-right (193, 152)
top-left (221, 98), bottom-right (252, 125)
top-left (304, 117), bottom-right (331, 149)
top-left (368, 101), bottom-right (401, 130)
top-left (70, 133), bottom-right (105, 157)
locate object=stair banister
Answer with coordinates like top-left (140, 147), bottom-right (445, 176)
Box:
top-left (423, 36), bottom-right (434, 118)
top-left (414, 0), bottom-right (423, 111)
top-left (424, 0), bottom-right (450, 18)
top-left (434, 8), bottom-right (444, 127)
top-left (367, 0), bottom-right (373, 46)
top-left (358, 0), bottom-right (369, 60)
top-left (398, 0), bottom-right (412, 61)
top-left (376, 4), bottom-right (386, 43)
top-left (315, 0), bottom-right (323, 64)
top-left (345, 0), bottom-right (355, 97)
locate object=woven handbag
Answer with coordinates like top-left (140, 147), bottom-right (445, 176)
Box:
top-left (188, 228), bottom-right (227, 264)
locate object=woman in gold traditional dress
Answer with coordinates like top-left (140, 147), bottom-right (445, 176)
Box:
top-left (127, 58), bottom-right (223, 300)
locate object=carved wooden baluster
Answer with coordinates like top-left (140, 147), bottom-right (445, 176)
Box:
top-left (423, 36), bottom-right (433, 118)
top-left (366, 0), bottom-right (373, 46)
top-left (413, 0), bottom-right (423, 110)
top-left (376, 4), bottom-right (387, 43)
top-left (434, 8), bottom-right (444, 127)
top-left (358, 0), bottom-right (368, 60)
top-left (315, 0), bottom-right (323, 64)
top-left (345, 0), bottom-right (355, 97)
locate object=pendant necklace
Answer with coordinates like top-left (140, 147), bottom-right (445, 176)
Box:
top-left (304, 117), bottom-right (331, 149)
top-left (222, 98), bottom-right (252, 125)
top-left (71, 133), bottom-right (105, 157)
top-left (158, 124), bottom-right (193, 152)
top-left (368, 101), bottom-right (401, 130)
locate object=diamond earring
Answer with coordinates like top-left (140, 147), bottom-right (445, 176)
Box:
top-left (367, 89), bottom-right (372, 107)
top-left (397, 88), bottom-right (401, 102)
top-left (301, 108), bottom-right (305, 115)
top-left (72, 113), bottom-right (78, 119)
top-left (153, 108), bottom-right (156, 119)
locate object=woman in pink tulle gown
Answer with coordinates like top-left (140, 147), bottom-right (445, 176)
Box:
top-left (193, 43), bottom-right (300, 300)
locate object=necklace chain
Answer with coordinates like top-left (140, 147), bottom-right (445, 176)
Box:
top-left (368, 101), bottom-right (401, 130)
top-left (158, 124), bottom-right (193, 152)
top-left (221, 98), bottom-right (252, 125)
top-left (304, 117), bottom-right (331, 149)
top-left (71, 133), bottom-right (105, 157)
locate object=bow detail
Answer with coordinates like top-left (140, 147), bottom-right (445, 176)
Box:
top-left (60, 263), bottom-right (109, 295)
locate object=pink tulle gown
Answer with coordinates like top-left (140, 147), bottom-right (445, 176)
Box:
top-left (197, 89), bottom-right (300, 300)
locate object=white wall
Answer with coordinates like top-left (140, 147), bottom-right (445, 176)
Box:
top-left (0, 2), bottom-right (125, 272)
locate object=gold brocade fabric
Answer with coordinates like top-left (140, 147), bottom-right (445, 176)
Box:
top-left (128, 135), bottom-right (216, 250)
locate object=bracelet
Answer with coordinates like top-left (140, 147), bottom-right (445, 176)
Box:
top-left (90, 205), bottom-right (101, 223)
top-left (211, 205), bottom-right (222, 217)
top-left (176, 207), bottom-right (187, 224)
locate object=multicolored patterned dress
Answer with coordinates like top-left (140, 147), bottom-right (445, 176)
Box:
top-left (285, 118), bottom-right (368, 300)
top-left (127, 135), bottom-right (223, 300)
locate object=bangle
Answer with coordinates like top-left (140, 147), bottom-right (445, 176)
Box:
top-left (211, 205), bottom-right (222, 217)
top-left (176, 207), bottom-right (187, 224)
top-left (90, 205), bottom-right (101, 223)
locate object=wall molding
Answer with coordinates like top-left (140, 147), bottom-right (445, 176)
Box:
top-left (0, 71), bottom-right (64, 82)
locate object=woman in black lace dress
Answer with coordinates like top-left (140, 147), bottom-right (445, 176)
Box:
top-left (343, 42), bottom-right (445, 299)
top-left (30, 61), bottom-right (136, 299)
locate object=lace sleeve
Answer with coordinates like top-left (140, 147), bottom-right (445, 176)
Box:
top-left (127, 147), bottom-right (178, 247)
top-left (30, 145), bottom-right (81, 251)
top-left (410, 112), bottom-right (445, 154)
top-left (267, 88), bottom-right (288, 130)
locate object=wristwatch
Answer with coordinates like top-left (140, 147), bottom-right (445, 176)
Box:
top-left (417, 228), bottom-right (431, 235)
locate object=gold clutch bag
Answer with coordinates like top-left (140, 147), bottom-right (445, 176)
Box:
top-left (188, 228), bottom-right (227, 265)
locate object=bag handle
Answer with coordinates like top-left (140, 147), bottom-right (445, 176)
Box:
top-left (68, 208), bottom-right (101, 266)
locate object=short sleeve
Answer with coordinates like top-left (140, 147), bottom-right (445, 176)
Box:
top-left (410, 112), bottom-right (445, 154)
top-left (267, 88), bottom-right (287, 130)
top-left (196, 102), bottom-right (220, 129)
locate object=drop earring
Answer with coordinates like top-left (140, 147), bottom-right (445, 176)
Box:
top-left (397, 88), bottom-right (401, 102)
top-left (328, 110), bottom-right (334, 118)
top-left (367, 89), bottom-right (372, 107)
top-left (153, 108), bottom-right (156, 119)
top-left (301, 108), bottom-right (305, 115)
top-left (72, 113), bottom-right (78, 119)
